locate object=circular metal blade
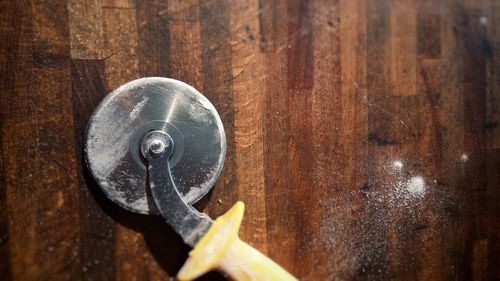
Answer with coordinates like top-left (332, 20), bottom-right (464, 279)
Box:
top-left (85, 77), bottom-right (226, 214)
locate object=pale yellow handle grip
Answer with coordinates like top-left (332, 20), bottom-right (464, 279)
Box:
top-left (177, 202), bottom-right (297, 281)
top-left (217, 237), bottom-right (297, 281)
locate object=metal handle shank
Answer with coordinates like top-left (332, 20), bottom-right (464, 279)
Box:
top-left (141, 130), bottom-right (212, 246)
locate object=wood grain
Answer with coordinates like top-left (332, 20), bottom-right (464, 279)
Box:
top-left (1, 0), bottom-right (499, 280)
top-left (229, 0), bottom-right (267, 250)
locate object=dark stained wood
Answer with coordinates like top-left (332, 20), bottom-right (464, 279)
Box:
top-left (259, 0), bottom-right (295, 273)
top-left (228, 0), bottom-right (268, 250)
top-left (1, 1), bottom-right (81, 280)
top-left (1, 0), bottom-right (499, 280)
top-left (71, 59), bottom-right (116, 280)
top-left (136, 0), bottom-right (170, 78)
top-left (287, 0), bottom-right (314, 90)
top-left (199, 0), bottom-right (239, 220)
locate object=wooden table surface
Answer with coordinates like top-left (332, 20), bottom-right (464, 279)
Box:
top-left (1, 0), bottom-right (499, 280)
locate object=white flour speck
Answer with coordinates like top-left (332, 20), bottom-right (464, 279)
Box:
top-left (479, 16), bottom-right (488, 26)
top-left (129, 97), bottom-right (149, 119)
top-left (182, 166), bottom-right (219, 203)
top-left (404, 176), bottom-right (425, 197)
top-left (129, 196), bottom-right (148, 210)
top-left (460, 153), bottom-right (469, 162)
top-left (198, 97), bottom-right (213, 110)
top-left (392, 160), bottom-right (403, 171)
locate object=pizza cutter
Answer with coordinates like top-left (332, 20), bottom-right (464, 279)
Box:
top-left (85, 77), bottom-right (297, 281)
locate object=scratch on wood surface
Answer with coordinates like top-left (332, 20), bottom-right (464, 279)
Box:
top-left (102, 6), bottom-right (138, 90)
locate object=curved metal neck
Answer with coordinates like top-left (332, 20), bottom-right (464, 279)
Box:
top-left (141, 130), bottom-right (212, 246)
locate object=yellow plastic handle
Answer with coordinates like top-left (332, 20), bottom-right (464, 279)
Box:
top-left (177, 202), bottom-right (297, 281)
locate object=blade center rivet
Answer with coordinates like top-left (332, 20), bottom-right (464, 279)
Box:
top-left (149, 139), bottom-right (166, 155)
